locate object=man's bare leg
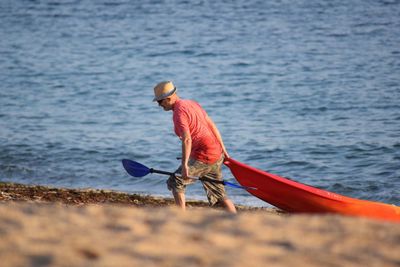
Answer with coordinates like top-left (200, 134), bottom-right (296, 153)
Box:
top-left (173, 190), bottom-right (186, 211)
top-left (222, 198), bottom-right (237, 214)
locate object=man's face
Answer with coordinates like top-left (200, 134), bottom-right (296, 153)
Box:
top-left (157, 97), bottom-right (173, 111)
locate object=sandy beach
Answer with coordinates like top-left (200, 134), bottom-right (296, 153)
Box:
top-left (1, 182), bottom-right (399, 267)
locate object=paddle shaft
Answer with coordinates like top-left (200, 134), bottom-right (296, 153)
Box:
top-left (121, 159), bottom-right (256, 190)
top-left (149, 168), bottom-right (225, 185)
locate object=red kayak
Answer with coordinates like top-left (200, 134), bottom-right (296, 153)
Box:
top-left (225, 158), bottom-right (400, 222)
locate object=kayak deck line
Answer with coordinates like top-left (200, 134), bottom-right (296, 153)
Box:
top-left (224, 158), bottom-right (400, 223)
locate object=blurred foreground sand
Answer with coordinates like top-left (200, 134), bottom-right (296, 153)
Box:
top-left (0, 183), bottom-right (399, 267)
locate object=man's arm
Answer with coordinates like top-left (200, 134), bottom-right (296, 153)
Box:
top-left (181, 130), bottom-right (192, 179)
top-left (205, 115), bottom-right (230, 159)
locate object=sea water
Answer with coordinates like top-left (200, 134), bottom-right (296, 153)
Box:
top-left (1, 0), bottom-right (399, 206)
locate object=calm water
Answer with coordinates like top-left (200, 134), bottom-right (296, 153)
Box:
top-left (1, 0), bottom-right (399, 206)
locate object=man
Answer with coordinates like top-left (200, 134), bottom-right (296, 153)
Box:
top-left (153, 81), bottom-right (237, 213)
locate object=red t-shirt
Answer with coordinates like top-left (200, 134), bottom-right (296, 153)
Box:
top-left (173, 99), bottom-right (222, 164)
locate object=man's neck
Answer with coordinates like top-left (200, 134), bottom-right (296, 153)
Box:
top-left (171, 95), bottom-right (180, 110)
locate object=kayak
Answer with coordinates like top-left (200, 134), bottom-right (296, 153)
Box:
top-left (224, 158), bottom-right (400, 222)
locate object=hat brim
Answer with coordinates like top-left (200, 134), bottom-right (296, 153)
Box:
top-left (152, 87), bottom-right (177, 101)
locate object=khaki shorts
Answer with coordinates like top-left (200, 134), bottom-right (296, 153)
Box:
top-left (167, 156), bottom-right (227, 206)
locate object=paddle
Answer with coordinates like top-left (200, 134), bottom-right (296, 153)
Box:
top-left (122, 159), bottom-right (256, 190)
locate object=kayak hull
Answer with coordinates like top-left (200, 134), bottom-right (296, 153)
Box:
top-left (225, 158), bottom-right (400, 222)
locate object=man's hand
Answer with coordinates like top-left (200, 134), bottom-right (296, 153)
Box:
top-left (181, 164), bottom-right (195, 184)
top-left (223, 150), bottom-right (230, 159)
top-left (181, 164), bottom-right (190, 180)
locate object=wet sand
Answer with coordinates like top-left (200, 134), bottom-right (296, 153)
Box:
top-left (1, 182), bottom-right (399, 267)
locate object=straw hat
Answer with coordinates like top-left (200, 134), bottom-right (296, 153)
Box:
top-left (153, 81), bottom-right (177, 101)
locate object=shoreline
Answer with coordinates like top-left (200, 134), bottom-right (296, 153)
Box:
top-left (1, 182), bottom-right (399, 267)
top-left (0, 182), bottom-right (277, 212)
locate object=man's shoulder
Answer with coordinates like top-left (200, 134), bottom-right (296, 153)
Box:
top-left (175, 99), bottom-right (200, 110)
top-left (178, 98), bottom-right (198, 105)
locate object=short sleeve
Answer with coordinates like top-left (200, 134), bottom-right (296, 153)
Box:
top-left (173, 108), bottom-right (190, 138)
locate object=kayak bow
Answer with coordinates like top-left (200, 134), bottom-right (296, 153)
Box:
top-left (225, 158), bottom-right (400, 222)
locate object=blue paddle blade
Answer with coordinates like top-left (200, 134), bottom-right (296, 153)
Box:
top-left (122, 159), bottom-right (151, 177)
